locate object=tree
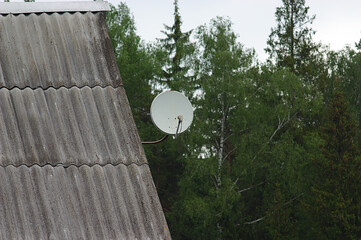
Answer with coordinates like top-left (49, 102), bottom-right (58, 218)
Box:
top-left (355, 39), bottom-right (361, 51)
top-left (167, 14), bottom-right (325, 238)
top-left (323, 44), bottom-right (361, 150)
top-left (151, 0), bottom-right (193, 217)
top-left (159, 0), bottom-right (194, 91)
top-left (239, 66), bottom-right (323, 239)
top-left (310, 90), bottom-right (361, 239)
top-left (266, 0), bottom-right (323, 83)
top-left (107, 3), bottom-right (190, 221)
top-left (338, 46), bottom-right (361, 149)
top-left (106, 3), bottom-right (155, 122)
top-left (167, 17), bottom-right (255, 239)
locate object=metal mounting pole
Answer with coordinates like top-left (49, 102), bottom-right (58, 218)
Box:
top-left (141, 135), bottom-right (169, 145)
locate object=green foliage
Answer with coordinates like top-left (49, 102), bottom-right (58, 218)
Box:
top-left (310, 91), bottom-right (361, 239)
top-left (339, 48), bottom-right (361, 148)
top-left (169, 17), bottom-right (320, 240)
top-left (106, 3), bottom-right (155, 120)
top-left (159, 0), bottom-right (194, 91)
top-left (324, 45), bottom-right (361, 149)
top-left (168, 17), bottom-right (255, 240)
top-left (249, 68), bottom-right (320, 239)
top-left (265, 0), bottom-right (326, 86)
top-left (106, 2), bottom-right (361, 239)
top-left (106, 3), bottom-right (184, 218)
top-left (266, 0), bottom-right (316, 68)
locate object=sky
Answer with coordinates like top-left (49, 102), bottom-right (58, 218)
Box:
top-left (106, 0), bottom-right (361, 61)
top-left (3, 0), bottom-right (361, 61)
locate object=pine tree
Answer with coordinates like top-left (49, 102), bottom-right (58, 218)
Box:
top-left (311, 90), bottom-right (361, 239)
top-left (266, 0), bottom-right (321, 81)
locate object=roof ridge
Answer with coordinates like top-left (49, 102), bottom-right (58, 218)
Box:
top-left (0, 84), bottom-right (124, 91)
top-left (0, 162), bottom-right (149, 169)
top-left (0, 1), bottom-right (110, 15)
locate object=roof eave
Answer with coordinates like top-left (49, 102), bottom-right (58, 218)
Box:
top-left (0, 1), bottom-right (110, 14)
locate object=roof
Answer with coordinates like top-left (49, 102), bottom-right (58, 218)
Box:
top-left (0, 1), bottom-right (110, 14)
top-left (0, 2), bottom-right (171, 239)
top-left (0, 11), bottom-right (121, 88)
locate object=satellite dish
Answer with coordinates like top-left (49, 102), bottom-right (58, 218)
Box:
top-left (150, 91), bottom-right (193, 135)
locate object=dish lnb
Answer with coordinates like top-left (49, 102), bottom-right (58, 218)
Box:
top-left (150, 91), bottom-right (193, 135)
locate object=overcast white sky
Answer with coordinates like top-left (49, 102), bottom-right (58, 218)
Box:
top-left (107, 0), bottom-right (361, 61)
top-left (4, 0), bottom-right (361, 61)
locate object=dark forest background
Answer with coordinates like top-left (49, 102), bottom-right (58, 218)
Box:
top-left (106, 0), bottom-right (361, 239)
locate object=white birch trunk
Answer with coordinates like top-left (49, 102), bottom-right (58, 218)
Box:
top-left (216, 100), bottom-right (226, 239)
top-left (217, 111), bottom-right (225, 189)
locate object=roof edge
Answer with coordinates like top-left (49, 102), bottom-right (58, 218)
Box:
top-left (0, 1), bottom-right (110, 14)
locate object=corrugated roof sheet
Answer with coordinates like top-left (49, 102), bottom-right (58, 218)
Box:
top-left (0, 6), bottom-right (171, 240)
top-left (0, 12), bottom-right (121, 89)
top-left (0, 164), bottom-right (170, 239)
top-left (0, 86), bottom-right (145, 167)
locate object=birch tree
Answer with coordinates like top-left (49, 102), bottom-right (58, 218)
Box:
top-left (169, 26), bottom-right (317, 237)
top-left (169, 17), bottom-right (256, 239)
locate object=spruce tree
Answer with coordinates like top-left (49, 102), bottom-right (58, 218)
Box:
top-left (148, 0), bottom-right (196, 222)
top-left (159, 0), bottom-right (194, 91)
top-left (339, 46), bottom-right (361, 149)
top-left (311, 90), bottom-right (361, 239)
top-left (107, 3), bottom-right (186, 221)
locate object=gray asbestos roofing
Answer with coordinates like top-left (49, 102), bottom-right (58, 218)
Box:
top-left (0, 12), bottom-right (121, 88)
top-left (0, 2), bottom-right (171, 240)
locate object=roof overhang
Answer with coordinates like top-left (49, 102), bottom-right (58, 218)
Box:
top-left (0, 1), bottom-right (110, 14)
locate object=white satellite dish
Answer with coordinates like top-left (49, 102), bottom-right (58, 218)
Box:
top-left (150, 91), bottom-right (193, 135)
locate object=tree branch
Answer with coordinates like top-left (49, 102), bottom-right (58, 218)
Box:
top-left (238, 181), bottom-right (265, 193)
top-left (244, 217), bottom-right (265, 225)
top-left (251, 111), bottom-right (298, 163)
top-left (243, 193), bottom-right (304, 225)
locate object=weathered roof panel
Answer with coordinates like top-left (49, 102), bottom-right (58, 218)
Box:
top-left (0, 86), bottom-right (145, 167)
top-left (0, 164), bottom-right (170, 240)
top-left (0, 12), bottom-right (121, 89)
top-left (0, 1), bottom-right (111, 14)
top-left (0, 5), bottom-right (171, 239)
